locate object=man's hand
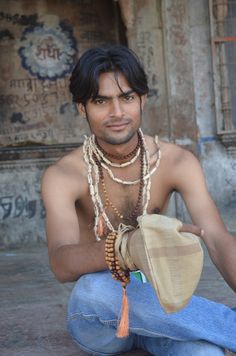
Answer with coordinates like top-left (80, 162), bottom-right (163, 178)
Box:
top-left (180, 223), bottom-right (204, 239)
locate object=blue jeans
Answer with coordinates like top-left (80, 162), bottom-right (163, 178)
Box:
top-left (67, 271), bottom-right (236, 355)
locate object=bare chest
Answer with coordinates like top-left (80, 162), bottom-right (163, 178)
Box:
top-left (77, 169), bottom-right (171, 241)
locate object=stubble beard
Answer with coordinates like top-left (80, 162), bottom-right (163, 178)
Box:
top-left (100, 128), bottom-right (137, 145)
top-left (85, 108), bottom-right (143, 146)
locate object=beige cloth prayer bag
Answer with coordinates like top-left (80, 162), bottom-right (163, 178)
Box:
top-left (116, 214), bottom-right (204, 313)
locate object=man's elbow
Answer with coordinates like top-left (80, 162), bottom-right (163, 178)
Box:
top-left (52, 269), bottom-right (70, 283)
top-left (225, 275), bottom-right (236, 294)
top-left (49, 258), bottom-right (80, 283)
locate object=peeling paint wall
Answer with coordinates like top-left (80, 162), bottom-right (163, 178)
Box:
top-left (0, 0), bottom-right (120, 146)
top-left (0, 0), bottom-right (124, 248)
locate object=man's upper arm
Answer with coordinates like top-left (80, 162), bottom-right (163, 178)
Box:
top-left (172, 149), bottom-right (226, 237)
top-left (41, 165), bottom-right (80, 255)
top-left (170, 148), bottom-right (236, 290)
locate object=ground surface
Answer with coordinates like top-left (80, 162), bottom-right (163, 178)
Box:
top-left (0, 245), bottom-right (235, 356)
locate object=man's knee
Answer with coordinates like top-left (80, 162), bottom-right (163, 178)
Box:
top-left (191, 341), bottom-right (225, 356)
top-left (169, 340), bottom-right (225, 356)
top-left (68, 316), bottom-right (134, 355)
top-left (68, 271), bottom-right (122, 318)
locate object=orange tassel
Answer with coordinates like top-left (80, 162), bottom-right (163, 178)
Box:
top-left (116, 286), bottom-right (129, 338)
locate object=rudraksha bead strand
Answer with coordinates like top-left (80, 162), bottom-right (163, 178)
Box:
top-left (105, 231), bottom-right (130, 285)
top-left (82, 129), bottom-right (160, 241)
top-left (105, 231), bottom-right (130, 338)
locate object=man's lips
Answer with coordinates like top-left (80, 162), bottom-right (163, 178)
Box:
top-left (106, 121), bottom-right (130, 129)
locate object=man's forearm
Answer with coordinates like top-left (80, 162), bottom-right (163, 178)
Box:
top-left (204, 231), bottom-right (236, 292)
top-left (49, 240), bottom-right (107, 283)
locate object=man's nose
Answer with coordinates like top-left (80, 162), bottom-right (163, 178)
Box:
top-left (110, 99), bottom-right (123, 118)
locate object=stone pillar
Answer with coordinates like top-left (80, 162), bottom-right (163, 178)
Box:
top-left (162, 0), bottom-right (198, 151)
top-left (119, 0), bottom-right (170, 139)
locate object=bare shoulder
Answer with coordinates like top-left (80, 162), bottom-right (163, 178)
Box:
top-left (41, 145), bottom-right (88, 201)
top-left (158, 139), bottom-right (199, 168)
top-left (156, 139), bottom-right (206, 194)
top-left (145, 135), bottom-right (204, 193)
top-left (145, 134), bottom-right (198, 168)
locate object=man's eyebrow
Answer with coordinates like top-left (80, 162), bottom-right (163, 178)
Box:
top-left (92, 90), bottom-right (135, 101)
top-left (91, 94), bottom-right (110, 101)
top-left (92, 94), bottom-right (110, 100)
top-left (118, 90), bottom-right (135, 97)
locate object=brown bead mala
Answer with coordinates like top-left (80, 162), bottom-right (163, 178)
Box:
top-left (105, 231), bottom-right (130, 284)
top-left (93, 134), bottom-right (145, 224)
top-left (105, 231), bottom-right (130, 337)
top-left (83, 130), bottom-right (161, 335)
top-left (83, 129), bottom-right (160, 241)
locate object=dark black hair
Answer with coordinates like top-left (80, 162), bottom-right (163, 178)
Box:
top-left (69, 45), bottom-right (149, 104)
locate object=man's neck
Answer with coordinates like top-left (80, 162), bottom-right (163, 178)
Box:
top-left (95, 132), bottom-right (140, 163)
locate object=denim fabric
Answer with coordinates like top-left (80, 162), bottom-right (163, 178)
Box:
top-left (67, 271), bottom-right (235, 356)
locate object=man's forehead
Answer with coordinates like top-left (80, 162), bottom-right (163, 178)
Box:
top-left (97, 71), bottom-right (132, 94)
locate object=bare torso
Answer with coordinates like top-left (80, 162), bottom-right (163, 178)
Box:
top-left (57, 134), bottom-right (178, 244)
top-left (41, 132), bottom-right (236, 289)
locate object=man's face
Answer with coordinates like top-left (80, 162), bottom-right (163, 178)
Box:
top-left (78, 71), bottom-right (146, 145)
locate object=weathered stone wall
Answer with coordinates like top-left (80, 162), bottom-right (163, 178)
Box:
top-left (119, 0), bottom-right (170, 138)
top-left (189, 0), bottom-right (236, 231)
top-left (161, 0), bottom-right (198, 149)
top-left (0, 0), bottom-right (120, 146)
top-left (0, 160), bottom-right (48, 248)
top-left (0, 0), bottom-right (123, 248)
top-left (162, 0), bottom-right (236, 232)
top-left (121, 0), bottom-right (236, 231)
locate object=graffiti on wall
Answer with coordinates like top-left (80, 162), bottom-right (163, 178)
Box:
top-left (0, 195), bottom-right (45, 220)
top-left (0, 11), bottom-right (38, 26)
top-left (0, 172), bottom-right (45, 222)
top-left (0, 76), bottom-right (73, 144)
top-left (0, 14), bottom-right (78, 144)
top-left (0, 166), bottom-right (47, 247)
top-left (0, 1), bottom-right (119, 146)
top-left (18, 21), bottom-right (77, 80)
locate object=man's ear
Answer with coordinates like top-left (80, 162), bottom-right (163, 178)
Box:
top-left (140, 94), bottom-right (147, 110)
top-left (77, 103), bottom-right (86, 118)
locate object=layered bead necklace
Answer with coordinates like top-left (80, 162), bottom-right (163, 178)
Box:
top-left (83, 129), bottom-right (161, 241)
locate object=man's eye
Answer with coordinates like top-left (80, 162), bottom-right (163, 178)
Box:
top-left (94, 99), bottom-right (106, 105)
top-left (123, 95), bottom-right (135, 102)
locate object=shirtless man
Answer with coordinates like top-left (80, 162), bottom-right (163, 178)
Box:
top-left (41, 45), bottom-right (236, 356)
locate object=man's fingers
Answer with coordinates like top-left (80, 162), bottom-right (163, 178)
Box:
top-left (180, 223), bottom-right (204, 238)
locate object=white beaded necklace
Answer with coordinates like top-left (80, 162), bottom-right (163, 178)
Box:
top-left (92, 135), bottom-right (141, 168)
top-left (99, 137), bottom-right (161, 185)
top-left (83, 129), bottom-right (160, 241)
